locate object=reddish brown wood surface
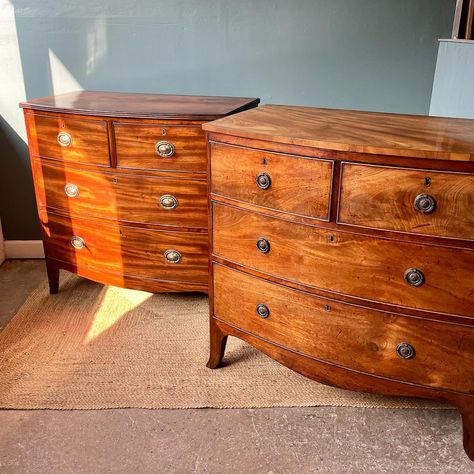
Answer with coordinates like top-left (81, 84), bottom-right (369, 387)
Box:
top-left (206, 132), bottom-right (474, 174)
top-left (210, 142), bottom-right (333, 220)
top-left (207, 315), bottom-right (474, 460)
top-left (203, 104), bottom-right (474, 162)
top-left (207, 105), bottom-right (474, 460)
top-left (212, 203), bottom-right (474, 318)
top-left (114, 123), bottom-right (207, 172)
top-left (32, 159), bottom-right (208, 229)
top-left (45, 258), bottom-right (208, 294)
top-left (20, 91), bottom-right (260, 120)
top-left (41, 211), bottom-right (209, 284)
top-left (338, 163), bottom-right (474, 240)
top-left (23, 91), bottom-right (259, 294)
top-left (25, 111), bottom-right (110, 166)
top-left (214, 264), bottom-right (474, 394)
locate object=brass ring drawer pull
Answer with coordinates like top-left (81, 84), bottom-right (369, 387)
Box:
top-left (256, 238), bottom-right (270, 254)
top-left (160, 194), bottom-right (179, 210)
top-left (256, 304), bottom-right (270, 319)
top-left (70, 236), bottom-right (85, 249)
top-left (414, 193), bottom-right (436, 214)
top-left (155, 141), bottom-right (175, 158)
top-left (256, 172), bottom-right (271, 190)
top-left (64, 183), bottom-right (79, 198)
top-left (164, 249), bottom-right (181, 264)
top-left (396, 342), bottom-right (416, 359)
top-left (404, 268), bottom-right (425, 287)
top-left (57, 131), bottom-right (73, 147)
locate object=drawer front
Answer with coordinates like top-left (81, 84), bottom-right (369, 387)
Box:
top-left (42, 213), bottom-right (208, 283)
top-left (32, 160), bottom-right (208, 228)
top-left (210, 142), bottom-right (333, 220)
top-left (338, 163), bottom-right (474, 240)
top-left (212, 203), bottom-right (474, 317)
top-left (114, 123), bottom-right (207, 172)
top-left (25, 112), bottom-right (110, 166)
top-left (213, 264), bottom-right (474, 394)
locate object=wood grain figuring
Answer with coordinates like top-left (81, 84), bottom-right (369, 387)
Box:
top-left (20, 91), bottom-right (260, 120)
top-left (41, 212), bottom-right (209, 284)
top-left (213, 264), bottom-right (474, 394)
top-left (213, 202), bottom-right (474, 317)
top-left (210, 142), bottom-right (333, 220)
top-left (25, 111), bottom-right (110, 166)
top-left (46, 260), bottom-right (208, 294)
top-left (209, 316), bottom-right (474, 458)
top-left (32, 159), bottom-right (208, 229)
top-left (338, 163), bottom-right (474, 240)
top-left (203, 104), bottom-right (474, 162)
top-left (22, 91), bottom-right (259, 294)
top-left (207, 105), bottom-right (474, 459)
top-left (115, 123), bottom-right (207, 172)
top-left (206, 132), bottom-right (474, 174)
top-left (210, 316), bottom-right (474, 403)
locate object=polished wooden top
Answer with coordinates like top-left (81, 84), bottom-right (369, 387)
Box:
top-left (203, 104), bottom-right (474, 161)
top-left (20, 91), bottom-right (260, 120)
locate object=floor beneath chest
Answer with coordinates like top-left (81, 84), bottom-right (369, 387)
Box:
top-left (0, 260), bottom-right (471, 473)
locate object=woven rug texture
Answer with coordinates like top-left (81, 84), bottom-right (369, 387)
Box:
top-left (0, 274), bottom-right (448, 410)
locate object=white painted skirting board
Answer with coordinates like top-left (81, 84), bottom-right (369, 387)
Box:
top-left (4, 240), bottom-right (45, 259)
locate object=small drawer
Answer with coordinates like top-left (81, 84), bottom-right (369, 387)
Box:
top-left (25, 112), bottom-right (110, 166)
top-left (338, 163), bottom-right (474, 240)
top-left (42, 212), bottom-right (208, 284)
top-left (213, 264), bottom-right (474, 394)
top-left (114, 123), bottom-right (207, 172)
top-left (210, 142), bottom-right (333, 220)
top-left (32, 160), bottom-right (208, 228)
top-left (212, 203), bottom-right (474, 318)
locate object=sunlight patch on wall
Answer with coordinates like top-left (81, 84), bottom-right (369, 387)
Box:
top-left (0, 0), bottom-right (27, 142)
top-left (48, 49), bottom-right (83, 95)
top-left (86, 15), bottom-right (107, 77)
top-left (84, 286), bottom-right (152, 344)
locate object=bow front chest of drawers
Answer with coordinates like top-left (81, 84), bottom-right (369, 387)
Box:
top-left (203, 105), bottom-right (474, 459)
top-left (20, 91), bottom-right (259, 293)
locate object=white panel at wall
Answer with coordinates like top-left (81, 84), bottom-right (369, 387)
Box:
top-left (430, 40), bottom-right (474, 119)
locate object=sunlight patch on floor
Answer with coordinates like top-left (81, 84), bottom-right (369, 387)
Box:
top-left (84, 286), bottom-right (152, 343)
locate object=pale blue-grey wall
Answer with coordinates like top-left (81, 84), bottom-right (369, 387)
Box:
top-left (0, 0), bottom-right (455, 239)
top-left (430, 40), bottom-right (474, 119)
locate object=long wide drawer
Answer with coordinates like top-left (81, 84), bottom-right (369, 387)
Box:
top-left (212, 203), bottom-right (474, 317)
top-left (338, 163), bottom-right (474, 240)
top-left (42, 212), bottom-right (208, 284)
top-left (32, 160), bottom-right (208, 228)
top-left (213, 264), bottom-right (474, 394)
top-left (210, 142), bottom-right (333, 220)
top-left (25, 112), bottom-right (110, 166)
top-left (114, 123), bottom-right (207, 172)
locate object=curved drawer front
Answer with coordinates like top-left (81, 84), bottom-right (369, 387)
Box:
top-left (41, 212), bottom-right (208, 283)
top-left (210, 142), bottom-right (333, 220)
top-left (338, 163), bottom-right (474, 240)
top-left (25, 112), bottom-right (110, 166)
top-left (114, 123), bottom-right (207, 172)
top-left (32, 160), bottom-right (208, 228)
top-left (213, 264), bottom-right (474, 394)
top-left (212, 203), bottom-right (474, 317)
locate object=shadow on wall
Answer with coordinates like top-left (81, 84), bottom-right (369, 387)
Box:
top-left (1, 1), bottom-right (92, 241)
top-left (0, 117), bottom-right (36, 239)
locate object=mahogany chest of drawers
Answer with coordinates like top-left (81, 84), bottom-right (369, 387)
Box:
top-left (20, 91), bottom-right (259, 294)
top-left (203, 105), bottom-right (474, 459)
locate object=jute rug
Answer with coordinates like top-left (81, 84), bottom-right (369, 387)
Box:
top-left (0, 274), bottom-right (448, 410)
